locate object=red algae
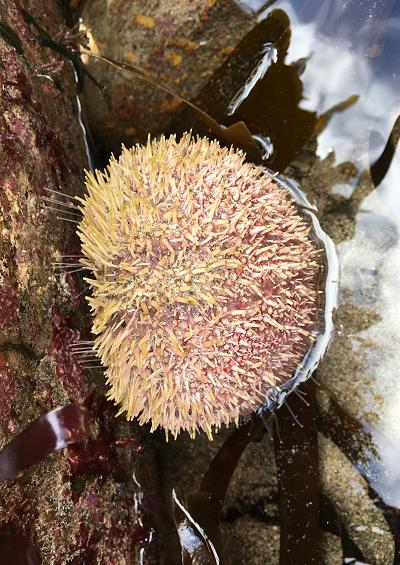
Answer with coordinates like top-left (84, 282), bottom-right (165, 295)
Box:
top-left (0, 1), bottom-right (157, 560)
top-left (0, 353), bottom-right (17, 432)
top-left (46, 307), bottom-right (87, 403)
top-left (0, 286), bottom-right (20, 331)
top-left (66, 435), bottom-right (143, 479)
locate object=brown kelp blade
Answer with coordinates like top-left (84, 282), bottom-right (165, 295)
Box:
top-left (81, 51), bottom-right (263, 163)
top-left (200, 416), bottom-right (262, 520)
top-left (314, 95), bottom-right (359, 136)
top-left (0, 534), bottom-right (40, 565)
top-left (171, 417), bottom-right (262, 564)
top-left (216, 121), bottom-right (263, 164)
top-left (273, 381), bottom-right (320, 565)
top-left (370, 113), bottom-right (400, 188)
top-left (0, 404), bottom-right (90, 482)
top-left (172, 488), bottom-right (221, 565)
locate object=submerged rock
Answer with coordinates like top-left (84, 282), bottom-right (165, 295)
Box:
top-left (80, 0), bottom-right (257, 154)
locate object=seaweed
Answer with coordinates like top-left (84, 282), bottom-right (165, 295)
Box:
top-left (172, 417), bottom-right (263, 564)
top-left (273, 381), bottom-right (320, 564)
top-left (0, 404), bottom-right (90, 482)
top-left (0, 533), bottom-right (40, 565)
top-left (0, 21), bottom-right (25, 57)
top-left (370, 114), bottom-right (400, 187)
top-left (0, 405), bottom-right (91, 563)
top-left (19, 7), bottom-right (104, 93)
top-left (82, 51), bottom-right (263, 164)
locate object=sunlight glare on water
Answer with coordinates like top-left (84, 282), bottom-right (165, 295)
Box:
top-left (237, 0), bottom-right (400, 513)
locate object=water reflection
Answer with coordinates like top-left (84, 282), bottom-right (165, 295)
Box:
top-left (338, 186), bottom-right (400, 508)
top-left (231, 0), bottom-right (400, 172)
top-left (271, 0), bottom-right (400, 534)
top-left (275, 1), bottom-right (400, 168)
top-left (167, 1), bottom-right (400, 563)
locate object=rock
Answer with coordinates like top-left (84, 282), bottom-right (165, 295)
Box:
top-left (0, 2), bottom-right (161, 561)
top-left (319, 434), bottom-right (395, 564)
top-left (80, 0), bottom-right (256, 154)
top-left (221, 519), bottom-right (280, 565)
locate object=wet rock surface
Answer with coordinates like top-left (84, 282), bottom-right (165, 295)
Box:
top-left (80, 0), bottom-right (257, 155)
top-left (0, 1), bottom-right (161, 562)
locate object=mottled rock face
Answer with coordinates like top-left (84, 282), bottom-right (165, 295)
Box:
top-left (0, 3), bottom-right (160, 562)
top-left (80, 0), bottom-right (257, 154)
top-left (78, 134), bottom-right (321, 438)
top-left (0, 3), bottom-right (88, 435)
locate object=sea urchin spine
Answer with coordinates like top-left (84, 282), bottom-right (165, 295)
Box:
top-left (77, 134), bottom-right (321, 439)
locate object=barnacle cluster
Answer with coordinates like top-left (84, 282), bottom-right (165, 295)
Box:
top-left (77, 134), bottom-right (321, 438)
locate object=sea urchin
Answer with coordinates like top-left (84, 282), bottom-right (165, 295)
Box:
top-left (77, 133), bottom-right (321, 439)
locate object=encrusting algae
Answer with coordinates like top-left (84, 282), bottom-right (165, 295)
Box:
top-left (77, 133), bottom-right (321, 439)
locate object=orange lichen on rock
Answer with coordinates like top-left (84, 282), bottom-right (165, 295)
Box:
top-left (165, 51), bottom-right (183, 66)
top-left (167, 38), bottom-right (198, 51)
top-left (134, 14), bottom-right (155, 28)
top-left (77, 134), bottom-right (321, 439)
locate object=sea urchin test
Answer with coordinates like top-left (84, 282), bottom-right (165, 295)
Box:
top-left (77, 134), bottom-right (321, 439)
